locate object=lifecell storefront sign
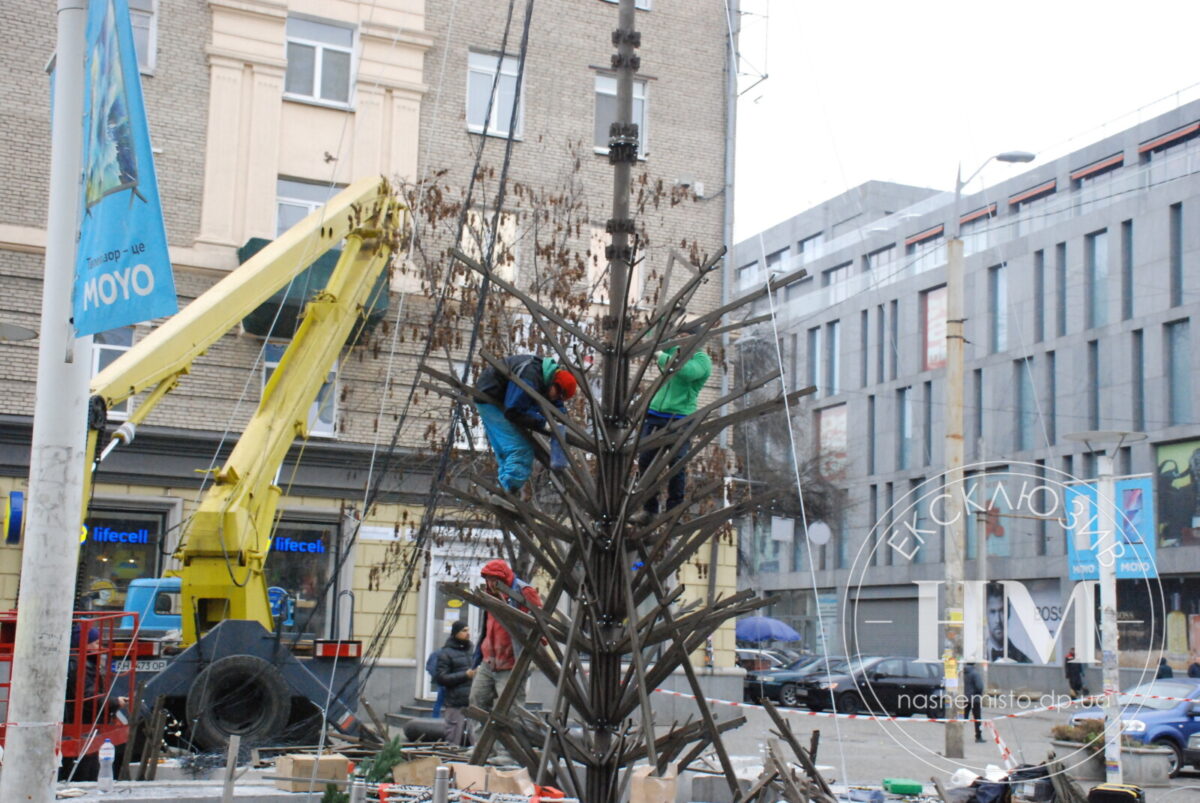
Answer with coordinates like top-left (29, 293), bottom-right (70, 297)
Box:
top-left (73, 0), bottom-right (176, 336)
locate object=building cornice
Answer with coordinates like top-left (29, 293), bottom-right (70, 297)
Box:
top-left (208, 0), bottom-right (287, 21)
top-left (360, 20), bottom-right (435, 51)
top-left (1, 225), bottom-right (239, 275)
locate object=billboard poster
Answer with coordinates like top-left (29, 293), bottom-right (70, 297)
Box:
top-left (74, 0), bottom-right (176, 336)
top-left (1155, 440), bottom-right (1200, 548)
top-left (922, 284), bottom-right (947, 370)
top-left (817, 403), bottom-right (848, 477)
top-left (993, 578), bottom-right (1060, 664)
top-left (1065, 475), bottom-right (1156, 580)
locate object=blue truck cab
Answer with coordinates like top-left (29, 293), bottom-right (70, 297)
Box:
top-left (120, 577), bottom-right (182, 636)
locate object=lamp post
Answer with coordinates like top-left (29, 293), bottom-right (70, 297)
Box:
top-left (943, 150), bottom-right (1034, 759)
top-left (1064, 430), bottom-right (1146, 783)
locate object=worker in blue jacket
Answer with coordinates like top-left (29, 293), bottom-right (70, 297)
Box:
top-left (473, 355), bottom-right (577, 493)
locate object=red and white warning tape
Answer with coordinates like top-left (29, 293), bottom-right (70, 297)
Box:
top-left (651, 686), bottom-right (1107, 724)
top-left (985, 721), bottom-right (1017, 770)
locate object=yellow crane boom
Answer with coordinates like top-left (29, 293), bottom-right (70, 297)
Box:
top-left (87, 177), bottom-right (407, 644)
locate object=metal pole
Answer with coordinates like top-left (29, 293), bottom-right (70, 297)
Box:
top-left (1097, 452), bottom-right (1123, 784)
top-left (0, 1), bottom-right (91, 800)
top-left (591, 0), bottom-right (638, 798)
top-left (942, 168), bottom-right (966, 759)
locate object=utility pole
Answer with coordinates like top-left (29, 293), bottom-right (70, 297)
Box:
top-left (942, 152), bottom-right (1033, 760)
top-left (942, 223), bottom-right (967, 759)
top-left (1096, 450), bottom-right (1123, 784)
top-left (0, 1), bottom-right (91, 800)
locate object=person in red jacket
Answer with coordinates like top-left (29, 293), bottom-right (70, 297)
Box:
top-left (469, 559), bottom-right (542, 752)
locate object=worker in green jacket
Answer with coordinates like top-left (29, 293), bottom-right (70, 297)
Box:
top-left (631, 340), bottom-right (712, 525)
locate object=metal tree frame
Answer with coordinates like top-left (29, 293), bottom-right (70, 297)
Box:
top-left (419, 1), bottom-right (811, 799)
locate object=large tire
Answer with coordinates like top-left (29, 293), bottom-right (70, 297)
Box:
top-left (837, 691), bottom-right (861, 715)
top-left (780, 683), bottom-right (799, 707)
top-left (186, 655), bottom-right (291, 750)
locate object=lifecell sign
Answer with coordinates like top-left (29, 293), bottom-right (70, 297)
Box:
top-left (89, 526), bottom-right (151, 544)
top-left (272, 537), bottom-right (326, 554)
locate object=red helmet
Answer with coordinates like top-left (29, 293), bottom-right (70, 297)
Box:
top-left (551, 369), bottom-right (577, 400)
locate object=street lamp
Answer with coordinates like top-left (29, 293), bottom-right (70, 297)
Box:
top-left (943, 149), bottom-right (1035, 759)
top-left (0, 322), bottom-right (37, 342)
top-left (1064, 430), bottom-right (1147, 784)
top-left (952, 152), bottom-right (1036, 236)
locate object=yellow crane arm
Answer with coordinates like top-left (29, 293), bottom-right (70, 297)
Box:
top-left (89, 177), bottom-right (396, 409)
top-left (84, 177), bottom-right (407, 644)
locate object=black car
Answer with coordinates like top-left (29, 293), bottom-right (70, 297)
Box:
top-left (802, 656), bottom-right (945, 717)
top-left (745, 655), bottom-right (846, 706)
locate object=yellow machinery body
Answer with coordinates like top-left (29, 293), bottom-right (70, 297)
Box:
top-left (86, 178), bottom-right (406, 646)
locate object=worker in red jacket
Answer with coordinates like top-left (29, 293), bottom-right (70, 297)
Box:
top-left (469, 559), bottom-right (542, 758)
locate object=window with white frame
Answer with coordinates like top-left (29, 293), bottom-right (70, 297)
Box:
top-left (93, 327), bottom-right (135, 418)
top-left (467, 52), bottom-right (522, 137)
top-left (129, 0), bottom-right (157, 74)
top-left (460, 209), bottom-right (519, 284)
top-left (594, 74), bottom-right (647, 158)
top-left (285, 17), bottom-right (354, 106)
top-left (263, 343), bottom-right (337, 437)
top-left (276, 178), bottom-right (343, 236)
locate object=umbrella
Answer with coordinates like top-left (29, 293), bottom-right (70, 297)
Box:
top-left (736, 616), bottom-right (801, 643)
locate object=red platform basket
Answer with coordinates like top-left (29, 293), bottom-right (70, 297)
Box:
top-left (0, 611), bottom-right (139, 758)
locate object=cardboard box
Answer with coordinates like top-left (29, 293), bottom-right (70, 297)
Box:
top-left (488, 766), bottom-right (536, 795)
top-left (630, 763), bottom-right (678, 803)
top-left (390, 755), bottom-right (443, 786)
top-left (447, 762), bottom-right (536, 795)
top-left (273, 753), bottom-right (350, 792)
top-left (449, 762), bottom-right (490, 793)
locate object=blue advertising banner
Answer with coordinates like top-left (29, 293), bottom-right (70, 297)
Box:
top-left (74, 0), bottom-right (176, 336)
top-left (1065, 476), bottom-right (1157, 580)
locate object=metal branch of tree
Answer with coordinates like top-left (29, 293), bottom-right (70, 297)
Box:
top-left (417, 1), bottom-right (818, 798)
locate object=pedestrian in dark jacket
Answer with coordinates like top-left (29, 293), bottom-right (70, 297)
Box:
top-left (1157, 656), bottom-right (1174, 679)
top-left (1065, 648), bottom-right (1084, 698)
top-left (962, 663), bottom-right (984, 743)
top-left (1189, 655), bottom-right (1200, 678)
top-left (474, 355), bottom-right (576, 494)
top-left (434, 621), bottom-right (475, 746)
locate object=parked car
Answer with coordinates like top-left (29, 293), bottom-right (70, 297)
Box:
top-left (746, 655), bottom-right (846, 706)
top-left (1185, 731), bottom-right (1200, 772)
top-left (766, 647), bottom-right (808, 666)
top-left (1070, 678), bottom-right (1200, 776)
top-left (735, 648), bottom-right (785, 672)
top-left (802, 656), bottom-right (945, 717)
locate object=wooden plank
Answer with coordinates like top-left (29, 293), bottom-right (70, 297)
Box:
top-left (760, 699), bottom-right (836, 802)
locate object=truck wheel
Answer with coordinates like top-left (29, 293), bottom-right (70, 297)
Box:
top-left (186, 655), bottom-right (291, 750)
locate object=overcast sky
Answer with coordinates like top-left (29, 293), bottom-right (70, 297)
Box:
top-left (732, 0), bottom-right (1200, 239)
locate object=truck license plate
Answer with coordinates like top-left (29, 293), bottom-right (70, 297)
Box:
top-left (111, 659), bottom-right (167, 673)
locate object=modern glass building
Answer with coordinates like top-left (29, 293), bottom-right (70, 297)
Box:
top-left (733, 99), bottom-right (1200, 687)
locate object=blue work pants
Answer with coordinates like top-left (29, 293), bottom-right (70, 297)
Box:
top-left (475, 403), bottom-right (534, 492)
